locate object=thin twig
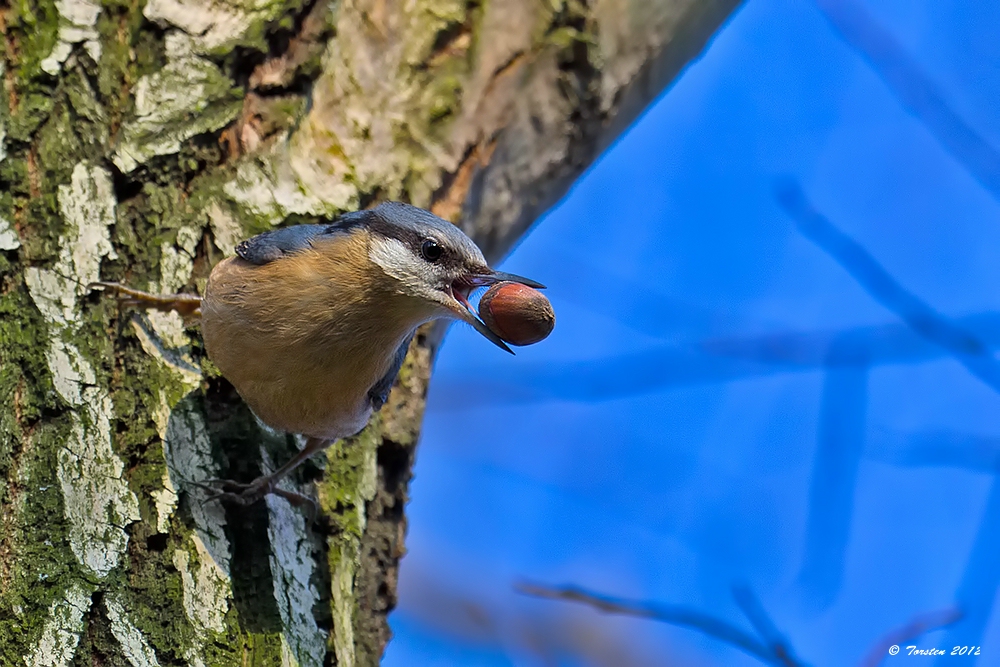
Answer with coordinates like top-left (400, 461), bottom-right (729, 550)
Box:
top-left (858, 608), bottom-right (962, 667)
top-left (732, 585), bottom-right (804, 667)
top-left (516, 581), bottom-right (802, 666)
top-left (776, 179), bottom-right (1000, 394)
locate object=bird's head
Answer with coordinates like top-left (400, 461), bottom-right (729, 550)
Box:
top-left (357, 202), bottom-right (543, 353)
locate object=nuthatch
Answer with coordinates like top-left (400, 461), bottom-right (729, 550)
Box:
top-left (95, 202), bottom-right (543, 505)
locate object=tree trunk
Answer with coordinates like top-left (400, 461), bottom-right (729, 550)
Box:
top-left (0, 0), bottom-right (739, 664)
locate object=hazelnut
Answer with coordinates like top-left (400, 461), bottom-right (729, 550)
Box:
top-left (478, 282), bottom-right (555, 346)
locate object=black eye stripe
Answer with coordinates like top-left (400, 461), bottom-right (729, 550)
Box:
top-left (421, 239), bottom-right (444, 262)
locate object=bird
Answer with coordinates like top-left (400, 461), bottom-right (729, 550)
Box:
top-left (93, 202), bottom-right (543, 505)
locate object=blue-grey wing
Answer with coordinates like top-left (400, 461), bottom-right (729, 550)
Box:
top-left (235, 211), bottom-right (373, 265)
top-left (368, 334), bottom-right (414, 411)
top-left (235, 224), bottom-right (327, 264)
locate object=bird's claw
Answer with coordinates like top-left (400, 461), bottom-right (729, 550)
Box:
top-left (89, 281), bottom-right (202, 319)
top-left (188, 478), bottom-right (271, 506)
top-left (189, 477), bottom-right (318, 513)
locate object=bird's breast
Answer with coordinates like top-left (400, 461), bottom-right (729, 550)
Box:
top-left (200, 249), bottom-right (422, 440)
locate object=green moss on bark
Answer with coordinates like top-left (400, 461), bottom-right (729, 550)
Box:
top-left (0, 415), bottom-right (85, 666)
top-left (4, 0), bottom-right (60, 139)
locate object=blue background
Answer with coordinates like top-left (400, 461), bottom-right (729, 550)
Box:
top-left (384, 0), bottom-right (1000, 664)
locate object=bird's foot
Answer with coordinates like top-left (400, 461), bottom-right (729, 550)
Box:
top-left (89, 281), bottom-right (202, 319)
top-left (191, 476), bottom-right (317, 512)
top-left (190, 477), bottom-right (272, 506)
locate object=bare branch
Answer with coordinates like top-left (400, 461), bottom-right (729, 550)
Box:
top-left (516, 581), bottom-right (801, 666)
top-left (775, 179), bottom-right (1000, 395)
top-left (430, 311), bottom-right (1000, 408)
top-left (732, 585), bottom-right (805, 667)
top-left (867, 427), bottom-right (1000, 473)
top-left (796, 358), bottom-right (868, 611)
top-left (816, 0), bottom-right (1000, 201)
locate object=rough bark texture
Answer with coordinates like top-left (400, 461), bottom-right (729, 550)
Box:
top-left (0, 0), bottom-right (740, 664)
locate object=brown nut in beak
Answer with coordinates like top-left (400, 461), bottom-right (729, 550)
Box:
top-left (478, 282), bottom-right (555, 346)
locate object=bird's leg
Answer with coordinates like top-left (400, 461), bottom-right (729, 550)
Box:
top-left (194, 436), bottom-right (333, 507)
top-left (89, 281), bottom-right (203, 320)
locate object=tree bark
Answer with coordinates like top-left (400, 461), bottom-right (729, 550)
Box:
top-left (0, 0), bottom-right (740, 664)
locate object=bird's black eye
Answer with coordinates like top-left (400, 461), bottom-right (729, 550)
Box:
top-left (421, 239), bottom-right (443, 262)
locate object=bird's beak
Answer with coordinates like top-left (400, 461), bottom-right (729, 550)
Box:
top-left (445, 268), bottom-right (545, 354)
top-left (479, 271), bottom-right (546, 290)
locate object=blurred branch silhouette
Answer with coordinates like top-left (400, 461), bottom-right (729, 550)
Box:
top-left (775, 179), bottom-right (1000, 394)
top-left (868, 428), bottom-right (1000, 474)
top-left (434, 194), bottom-right (1000, 406)
top-left (797, 350), bottom-right (869, 611)
top-left (517, 581), bottom-right (805, 666)
top-left (431, 311), bottom-right (1000, 408)
top-left (397, 562), bottom-right (668, 666)
top-left (732, 585), bottom-right (805, 667)
top-left (859, 608), bottom-right (962, 667)
top-left (778, 182), bottom-right (1000, 653)
top-left (520, 582), bottom-right (965, 667)
top-left (816, 0), bottom-right (1000, 201)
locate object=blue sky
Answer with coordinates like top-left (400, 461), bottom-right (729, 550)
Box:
top-left (384, 1), bottom-right (1000, 664)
